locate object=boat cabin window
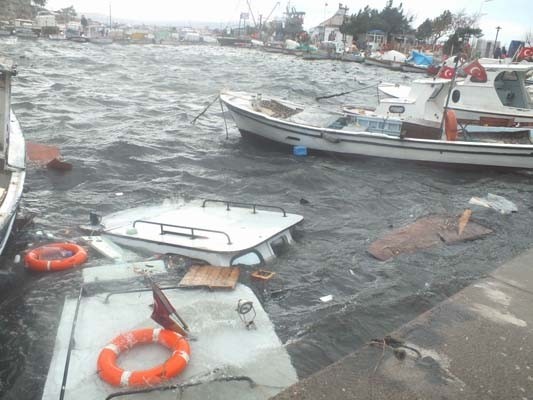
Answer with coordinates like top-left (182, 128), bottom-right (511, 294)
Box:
top-left (429, 84), bottom-right (444, 99)
top-left (388, 105), bottom-right (405, 114)
top-left (494, 71), bottom-right (529, 108)
top-left (452, 90), bottom-right (460, 103)
top-left (230, 250), bottom-right (264, 267)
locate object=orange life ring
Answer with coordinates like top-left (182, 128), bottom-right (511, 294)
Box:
top-left (97, 328), bottom-right (190, 387)
top-left (24, 242), bottom-right (88, 272)
top-left (444, 110), bottom-right (458, 141)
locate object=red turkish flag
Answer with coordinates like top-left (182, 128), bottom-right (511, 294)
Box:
top-left (150, 280), bottom-right (189, 337)
top-left (438, 66), bottom-right (455, 79)
top-left (463, 60), bottom-right (487, 82)
top-left (518, 47), bottom-right (533, 60)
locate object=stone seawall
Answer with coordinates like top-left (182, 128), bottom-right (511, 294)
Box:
top-left (0, 0), bottom-right (32, 21)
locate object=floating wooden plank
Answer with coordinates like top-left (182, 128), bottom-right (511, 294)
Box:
top-left (368, 214), bottom-right (493, 261)
top-left (81, 236), bottom-right (140, 262)
top-left (458, 209), bottom-right (472, 236)
top-left (179, 265), bottom-right (240, 290)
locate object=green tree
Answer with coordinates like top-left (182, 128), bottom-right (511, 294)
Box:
top-left (56, 6), bottom-right (77, 24)
top-left (443, 26), bottom-right (482, 55)
top-left (341, 1), bottom-right (413, 41)
top-left (430, 10), bottom-right (453, 46)
top-left (416, 18), bottom-right (432, 41)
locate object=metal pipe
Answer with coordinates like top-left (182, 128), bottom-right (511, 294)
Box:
top-left (59, 286), bottom-right (85, 400)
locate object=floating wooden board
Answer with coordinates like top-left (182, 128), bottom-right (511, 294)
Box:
top-left (179, 265), bottom-right (240, 290)
top-left (368, 214), bottom-right (493, 261)
top-left (81, 236), bottom-right (139, 262)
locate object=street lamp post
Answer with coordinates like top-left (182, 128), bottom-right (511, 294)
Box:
top-left (493, 26), bottom-right (501, 57)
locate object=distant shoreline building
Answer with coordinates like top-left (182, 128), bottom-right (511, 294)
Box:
top-left (310, 3), bottom-right (352, 48)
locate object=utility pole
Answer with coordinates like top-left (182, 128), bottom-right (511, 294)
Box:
top-left (493, 26), bottom-right (501, 57)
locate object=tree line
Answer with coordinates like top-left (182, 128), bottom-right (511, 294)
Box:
top-left (340, 0), bottom-right (482, 55)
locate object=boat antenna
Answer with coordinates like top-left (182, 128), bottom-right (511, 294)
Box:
top-left (439, 55), bottom-right (463, 136)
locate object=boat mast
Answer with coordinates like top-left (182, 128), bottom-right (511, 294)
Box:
top-left (109, 2), bottom-right (112, 29)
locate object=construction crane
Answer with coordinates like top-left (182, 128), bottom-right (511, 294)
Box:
top-left (246, 0), bottom-right (258, 27)
top-left (263, 1), bottom-right (279, 24)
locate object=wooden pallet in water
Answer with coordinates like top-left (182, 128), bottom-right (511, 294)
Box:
top-left (179, 265), bottom-right (240, 290)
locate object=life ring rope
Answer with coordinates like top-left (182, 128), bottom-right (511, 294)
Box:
top-left (97, 328), bottom-right (191, 387)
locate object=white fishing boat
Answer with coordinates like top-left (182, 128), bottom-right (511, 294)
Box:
top-left (42, 261), bottom-right (298, 400)
top-left (220, 90), bottom-right (533, 169)
top-left (0, 58), bottom-right (26, 254)
top-left (340, 52), bottom-right (365, 63)
top-left (377, 62), bottom-right (533, 127)
top-left (364, 50), bottom-right (406, 71)
top-left (93, 199), bottom-right (303, 266)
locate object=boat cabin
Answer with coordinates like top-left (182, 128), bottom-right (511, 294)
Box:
top-left (452, 63), bottom-right (533, 113)
top-left (100, 199), bottom-right (304, 266)
top-left (374, 63), bottom-right (533, 127)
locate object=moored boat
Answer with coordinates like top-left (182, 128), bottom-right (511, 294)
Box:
top-left (217, 36), bottom-right (252, 47)
top-left (220, 90), bottom-right (533, 169)
top-left (0, 58), bottom-right (26, 254)
top-left (376, 61), bottom-right (533, 127)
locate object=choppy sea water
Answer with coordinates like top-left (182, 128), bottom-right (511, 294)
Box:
top-left (1, 39), bottom-right (533, 399)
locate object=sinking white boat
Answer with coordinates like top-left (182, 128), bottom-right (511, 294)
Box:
top-left (0, 58), bottom-right (26, 254)
top-left (221, 91), bottom-right (533, 169)
top-left (95, 199), bottom-right (303, 266)
top-left (376, 62), bottom-right (533, 127)
top-left (42, 261), bottom-right (298, 399)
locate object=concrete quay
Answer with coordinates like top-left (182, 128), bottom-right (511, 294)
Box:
top-left (273, 248), bottom-right (533, 400)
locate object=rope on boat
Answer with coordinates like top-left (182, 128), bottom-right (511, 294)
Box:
top-left (219, 97), bottom-right (229, 139)
top-left (315, 82), bottom-right (381, 101)
top-left (191, 95), bottom-right (220, 125)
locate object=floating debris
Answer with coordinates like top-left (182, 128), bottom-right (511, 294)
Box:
top-left (320, 294), bottom-right (333, 303)
top-left (368, 214), bottom-right (493, 261)
top-left (179, 265), bottom-right (240, 290)
top-left (26, 142), bottom-right (72, 171)
top-left (458, 209), bottom-right (472, 235)
top-left (251, 269), bottom-right (276, 281)
top-left (469, 193), bottom-right (517, 214)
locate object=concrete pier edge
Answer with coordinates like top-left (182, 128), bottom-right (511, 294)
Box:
top-left (273, 248), bottom-right (533, 399)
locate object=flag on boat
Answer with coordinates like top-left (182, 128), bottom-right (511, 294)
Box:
top-left (438, 66), bottom-right (455, 79)
top-left (462, 59), bottom-right (487, 82)
top-left (150, 280), bottom-right (189, 337)
top-left (518, 47), bottom-right (533, 61)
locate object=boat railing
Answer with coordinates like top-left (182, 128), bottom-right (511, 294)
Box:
top-left (201, 198), bottom-right (287, 217)
top-left (133, 220), bottom-right (232, 244)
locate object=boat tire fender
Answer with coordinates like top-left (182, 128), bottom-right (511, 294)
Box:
top-left (444, 110), bottom-right (458, 141)
top-left (97, 328), bottom-right (190, 387)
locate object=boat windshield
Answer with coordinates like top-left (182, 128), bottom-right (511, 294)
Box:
top-left (494, 71), bottom-right (532, 109)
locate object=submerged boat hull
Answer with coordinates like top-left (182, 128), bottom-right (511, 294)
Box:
top-left (221, 92), bottom-right (533, 169)
top-left (42, 263), bottom-right (298, 400)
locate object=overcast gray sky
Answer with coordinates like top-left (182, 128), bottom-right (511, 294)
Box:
top-left (46, 0), bottom-right (531, 46)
